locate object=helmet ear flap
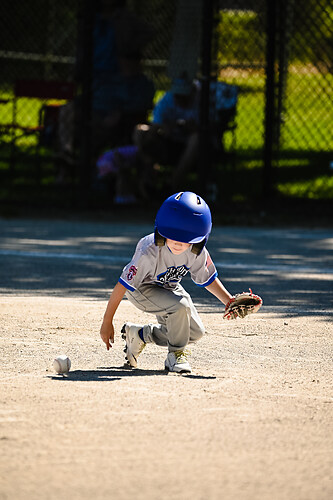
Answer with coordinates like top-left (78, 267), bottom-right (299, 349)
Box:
top-left (154, 228), bottom-right (166, 247)
top-left (191, 239), bottom-right (206, 255)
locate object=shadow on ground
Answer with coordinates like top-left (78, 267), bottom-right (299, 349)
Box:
top-left (47, 366), bottom-right (216, 381)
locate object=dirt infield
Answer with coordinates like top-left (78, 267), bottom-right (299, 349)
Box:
top-left (0, 219), bottom-right (332, 500)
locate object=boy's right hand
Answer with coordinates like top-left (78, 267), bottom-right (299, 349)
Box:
top-left (100, 321), bottom-right (114, 350)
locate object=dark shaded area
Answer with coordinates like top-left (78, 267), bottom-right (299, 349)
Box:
top-left (0, 0), bottom-right (332, 210)
top-left (1, 219), bottom-right (332, 321)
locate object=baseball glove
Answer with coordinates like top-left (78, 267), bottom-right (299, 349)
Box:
top-left (224, 289), bottom-right (263, 320)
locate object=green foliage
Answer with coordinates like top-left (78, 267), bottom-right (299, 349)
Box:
top-left (215, 1), bottom-right (333, 66)
top-left (216, 10), bottom-right (265, 63)
top-left (292, 1), bottom-right (333, 64)
top-left (277, 175), bottom-right (333, 200)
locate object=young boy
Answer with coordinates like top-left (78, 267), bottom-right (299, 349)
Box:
top-left (100, 191), bottom-right (234, 373)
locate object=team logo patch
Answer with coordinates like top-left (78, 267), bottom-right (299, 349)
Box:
top-left (157, 265), bottom-right (189, 285)
top-left (206, 252), bottom-right (213, 269)
top-left (127, 265), bottom-right (137, 281)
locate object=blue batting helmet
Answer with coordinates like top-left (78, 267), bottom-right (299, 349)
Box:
top-left (155, 192), bottom-right (212, 249)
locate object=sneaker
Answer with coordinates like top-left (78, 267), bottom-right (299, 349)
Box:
top-left (121, 323), bottom-right (146, 368)
top-left (165, 350), bottom-right (192, 374)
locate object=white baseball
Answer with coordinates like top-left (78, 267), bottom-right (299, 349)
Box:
top-left (53, 355), bottom-right (71, 374)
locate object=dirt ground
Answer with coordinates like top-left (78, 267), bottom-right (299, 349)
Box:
top-left (0, 219), bottom-right (332, 500)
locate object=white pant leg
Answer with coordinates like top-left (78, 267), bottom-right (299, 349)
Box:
top-left (126, 284), bottom-right (205, 351)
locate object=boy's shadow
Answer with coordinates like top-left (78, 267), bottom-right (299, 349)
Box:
top-left (47, 366), bottom-right (216, 381)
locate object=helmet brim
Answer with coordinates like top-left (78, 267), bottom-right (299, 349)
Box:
top-left (157, 226), bottom-right (209, 244)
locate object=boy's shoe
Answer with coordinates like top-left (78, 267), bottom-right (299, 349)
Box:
top-left (165, 350), bottom-right (192, 374)
top-left (121, 323), bottom-right (146, 368)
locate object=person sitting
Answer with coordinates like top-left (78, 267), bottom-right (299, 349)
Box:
top-left (134, 75), bottom-right (200, 191)
top-left (131, 76), bottom-right (239, 201)
top-left (95, 144), bottom-right (140, 204)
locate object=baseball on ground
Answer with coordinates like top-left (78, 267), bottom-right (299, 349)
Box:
top-left (53, 355), bottom-right (71, 374)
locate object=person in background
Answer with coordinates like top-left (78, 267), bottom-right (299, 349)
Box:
top-left (91, 0), bottom-right (155, 153)
top-left (134, 74), bottom-right (200, 191)
top-left (56, 0), bottom-right (155, 183)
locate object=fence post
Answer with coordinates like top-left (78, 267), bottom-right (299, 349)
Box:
top-left (276, 0), bottom-right (295, 151)
top-left (78, 0), bottom-right (94, 193)
top-left (263, 0), bottom-right (277, 199)
top-left (198, 0), bottom-right (214, 198)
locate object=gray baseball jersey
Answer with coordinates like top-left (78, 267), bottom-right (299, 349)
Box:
top-left (119, 233), bottom-right (218, 292)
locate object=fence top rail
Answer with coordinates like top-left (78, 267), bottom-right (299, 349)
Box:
top-left (14, 80), bottom-right (76, 100)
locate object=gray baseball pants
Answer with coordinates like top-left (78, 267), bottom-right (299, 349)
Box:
top-left (126, 283), bottom-right (205, 352)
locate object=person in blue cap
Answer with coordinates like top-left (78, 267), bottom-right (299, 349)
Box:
top-left (100, 191), bottom-right (233, 373)
top-left (133, 75), bottom-right (200, 192)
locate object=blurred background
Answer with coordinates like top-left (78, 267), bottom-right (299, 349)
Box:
top-left (0, 0), bottom-right (332, 221)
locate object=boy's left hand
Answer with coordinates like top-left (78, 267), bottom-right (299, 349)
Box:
top-left (224, 289), bottom-right (263, 320)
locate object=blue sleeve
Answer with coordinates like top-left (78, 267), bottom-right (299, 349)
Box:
top-left (195, 271), bottom-right (218, 287)
top-left (152, 92), bottom-right (173, 124)
top-left (118, 277), bottom-right (135, 292)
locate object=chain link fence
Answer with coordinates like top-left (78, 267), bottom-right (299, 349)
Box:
top-left (0, 0), bottom-right (332, 206)
top-left (0, 0), bottom-right (78, 118)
